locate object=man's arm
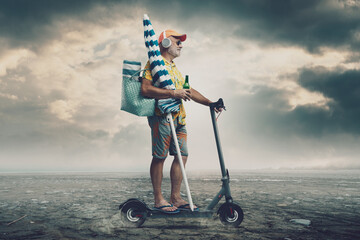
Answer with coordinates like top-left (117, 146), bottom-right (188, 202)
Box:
top-left (190, 88), bottom-right (223, 112)
top-left (189, 88), bottom-right (212, 106)
top-left (141, 78), bottom-right (191, 101)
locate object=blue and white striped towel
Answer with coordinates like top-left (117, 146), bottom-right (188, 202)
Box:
top-left (143, 14), bottom-right (181, 114)
top-left (122, 60), bottom-right (141, 81)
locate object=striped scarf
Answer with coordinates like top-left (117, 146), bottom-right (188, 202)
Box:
top-left (143, 14), bottom-right (181, 114)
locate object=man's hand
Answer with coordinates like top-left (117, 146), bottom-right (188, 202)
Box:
top-left (173, 89), bottom-right (191, 101)
top-left (214, 107), bottom-right (223, 113)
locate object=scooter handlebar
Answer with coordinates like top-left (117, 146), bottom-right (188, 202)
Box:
top-left (210, 98), bottom-right (226, 111)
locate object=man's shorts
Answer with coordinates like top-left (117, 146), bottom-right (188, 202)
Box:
top-left (147, 115), bottom-right (188, 159)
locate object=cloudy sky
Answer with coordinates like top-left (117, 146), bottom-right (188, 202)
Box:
top-left (1, 0), bottom-right (360, 172)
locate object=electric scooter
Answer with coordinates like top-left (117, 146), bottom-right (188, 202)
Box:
top-left (119, 98), bottom-right (244, 227)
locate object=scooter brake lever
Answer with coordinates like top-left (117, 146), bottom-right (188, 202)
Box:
top-left (218, 98), bottom-right (226, 111)
top-left (210, 98), bottom-right (226, 112)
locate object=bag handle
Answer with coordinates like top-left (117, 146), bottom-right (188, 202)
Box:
top-left (129, 68), bottom-right (150, 81)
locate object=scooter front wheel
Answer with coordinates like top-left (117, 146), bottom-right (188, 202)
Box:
top-left (120, 201), bottom-right (147, 227)
top-left (218, 203), bottom-right (244, 227)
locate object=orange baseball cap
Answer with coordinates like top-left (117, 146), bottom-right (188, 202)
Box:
top-left (158, 29), bottom-right (187, 44)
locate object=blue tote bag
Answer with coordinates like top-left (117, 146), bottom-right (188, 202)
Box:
top-left (121, 60), bottom-right (155, 116)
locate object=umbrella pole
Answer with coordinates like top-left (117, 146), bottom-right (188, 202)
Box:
top-left (166, 113), bottom-right (194, 211)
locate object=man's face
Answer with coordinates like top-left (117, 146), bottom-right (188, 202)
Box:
top-left (167, 36), bottom-right (183, 58)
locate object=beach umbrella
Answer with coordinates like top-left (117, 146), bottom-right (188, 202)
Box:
top-left (143, 14), bottom-right (194, 211)
top-left (143, 14), bottom-right (181, 114)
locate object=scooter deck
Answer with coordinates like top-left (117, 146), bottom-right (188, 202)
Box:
top-left (148, 209), bottom-right (213, 218)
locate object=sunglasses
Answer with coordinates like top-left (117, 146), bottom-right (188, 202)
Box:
top-left (174, 40), bottom-right (182, 46)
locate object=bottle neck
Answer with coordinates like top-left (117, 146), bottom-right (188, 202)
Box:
top-left (183, 75), bottom-right (190, 89)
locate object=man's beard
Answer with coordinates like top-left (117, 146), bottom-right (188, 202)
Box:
top-left (168, 46), bottom-right (181, 58)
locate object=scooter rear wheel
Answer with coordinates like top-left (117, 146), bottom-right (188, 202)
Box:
top-left (120, 201), bottom-right (147, 227)
top-left (218, 203), bottom-right (244, 227)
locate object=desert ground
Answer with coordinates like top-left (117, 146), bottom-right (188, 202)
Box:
top-left (0, 170), bottom-right (359, 239)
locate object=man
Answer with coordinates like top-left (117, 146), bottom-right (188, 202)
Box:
top-left (141, 29), bottom-right (219, 213)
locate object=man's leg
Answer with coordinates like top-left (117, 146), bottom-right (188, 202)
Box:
top-left (169, 155), bottom-right (187, 204)
top-left (170, 156), bottom-right (197, 208)
top-left (150, 157), bottom-right (177, 211)
top-left (148, 116), bottom-right (177, 212)
top-left (168, 119), bottom-right (196, 208)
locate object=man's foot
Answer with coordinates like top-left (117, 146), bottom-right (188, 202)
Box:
top-left (176, 203), bottom-right (199, 211)
top-left (154, 201), bottom-right (179, 213)
top-left (154, 204), bottom-right (180, 214)
top-left (170, 199), bottom-right (199, 211)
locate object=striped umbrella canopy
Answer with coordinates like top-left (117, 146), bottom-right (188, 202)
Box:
top-left (143, 14), bottom-right (181, 114)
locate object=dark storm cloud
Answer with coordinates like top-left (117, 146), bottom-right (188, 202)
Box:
top-left (296, 67), bottom-right (360, 134)
top-left (229, 0), bottom-right (360, 53)
top-left (0, 0), bottom-right (120, 53)
top-left (145, 0), bottom-right (360, 53)
top-left (225, 66), bottom-right (360, 138)
top-left (2, 0), bottom-right (358, 54)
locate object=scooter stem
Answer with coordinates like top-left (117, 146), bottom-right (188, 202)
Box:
top-left (166, 113), bottom-right (194, 211)
top-left (210, 105), bottom-right (227, 178)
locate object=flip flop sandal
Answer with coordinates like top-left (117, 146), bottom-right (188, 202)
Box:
top-left (177, 204), bottom-right (199, 212)
top-left (153, 204), bottom-right (180, 214)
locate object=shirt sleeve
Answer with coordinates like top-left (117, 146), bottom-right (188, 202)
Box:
top-left (142, 61), bottom-right (152, 82)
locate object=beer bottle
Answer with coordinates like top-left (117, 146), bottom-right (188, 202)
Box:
top-left (183, 75), bottom-right (190, 89)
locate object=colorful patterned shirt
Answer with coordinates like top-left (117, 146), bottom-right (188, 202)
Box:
top-left (143, 57), bottom-right (187, 125)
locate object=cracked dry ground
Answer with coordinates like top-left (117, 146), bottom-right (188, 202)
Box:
top-left (1, 171), bottom-right (359, 240)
